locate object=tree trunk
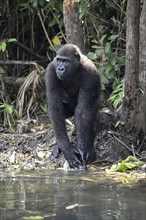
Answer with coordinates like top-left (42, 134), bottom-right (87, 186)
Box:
top-left (121, 0), bottom-right (140, 132)
top-left (139, 0), bottom-right (146, 134)
top-left (63, 0), bottom-right (84, 51)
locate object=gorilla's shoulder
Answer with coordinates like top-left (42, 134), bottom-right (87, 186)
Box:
top-left (46, 61), bottom-right (55, 73)
top-left (80, 54), bottom-right (98, 73)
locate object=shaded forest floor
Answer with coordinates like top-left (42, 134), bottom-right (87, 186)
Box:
top-left (0, 112), bottom-right (146, 172)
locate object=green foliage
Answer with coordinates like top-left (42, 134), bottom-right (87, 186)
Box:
top-left (8, 38), bottom-right (17, 43)
top-left (23, 215), bottom-right (44, 220)
top-left (20, 0), bottom-right (45, 12)
top-left (20, 0), bottom-right (62, 13)
top-left (0, 66), bottom-right (5, 75)
top-left (0, 103), bottom-right (16, 128)
top-left (0, 38), bottom-right (17, 76)
top-left (87, 34), bottom-right (125, 91)
top-left (115, 120), bottom-right (124, 128)
top-left (80, 0), bottom-right (126, 98)
top-left (0, 41), bottom-right (6, 52)
top-left (40, 103), bottom-right (48, 114)
top-left (0, 0), bottom-right (127, 123)
top-left (0, 38), bottom-right (17, 52)
top-left (108, 79), bottom-right (124, 108)
top-left (108, 156), bottom-right (145, 172)
top-left (79, 0), bottom-right (90, 18)
top-left (0, 103), bottom-right (14, 115)
top-left (19, 0), bottom-right (63, 53)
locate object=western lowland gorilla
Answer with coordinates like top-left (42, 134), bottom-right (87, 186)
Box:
top-left (45, 44), bottom-right (101, 169)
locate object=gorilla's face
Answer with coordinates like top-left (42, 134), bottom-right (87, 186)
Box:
top-left (55, 56), bottom-right (72, 80)
top-left (54, 48), bottom-right (80, 80)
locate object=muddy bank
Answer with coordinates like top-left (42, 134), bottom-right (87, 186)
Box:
top-left (0, 112), bottom-right (145, 171)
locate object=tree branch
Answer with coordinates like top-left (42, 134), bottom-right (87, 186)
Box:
top-left (0, 60), bottom-right (36, 65)
top-left (13, 41), bottom-right (50, 61)
top-left (2, 76), bottom-right (44, 86)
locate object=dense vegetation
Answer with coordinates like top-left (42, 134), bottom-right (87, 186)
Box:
top-left (0, 0), bottom-right (127, 129)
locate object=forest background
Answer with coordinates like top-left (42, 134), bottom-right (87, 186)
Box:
top-left (0, 0), bottom-right (146, 141)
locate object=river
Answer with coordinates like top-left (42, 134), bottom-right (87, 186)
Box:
top-left (0, 170), bottom-right (145, 220)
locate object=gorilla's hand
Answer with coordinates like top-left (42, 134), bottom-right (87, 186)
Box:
top-left (62, 144), bottom-right (86, 170)
top-left (79, 147), bottom-right (96, 164)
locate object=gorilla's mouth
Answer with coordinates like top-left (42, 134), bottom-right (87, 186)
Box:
top-left (57, 71), bottom-right (66, 80)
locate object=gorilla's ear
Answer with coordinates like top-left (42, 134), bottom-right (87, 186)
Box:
top-left (75, 53), bottom-right (80, 61)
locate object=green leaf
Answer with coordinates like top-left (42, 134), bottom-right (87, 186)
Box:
top-left (105, 64), bottom-right (113, 75)
top-left (27, 5), bottom-right (34, 13)
top-left (109, 56), bottom-right (116, 66)
top-left (8, 38), bottom-right (17, 42)
top-left (87, 52), bottom-right (97, 60)
top-left (105, 43), bottom-right (111, 54)
top-left (108, 78), bottom-right (124, 108)
top-left (100, 74), bottom-right (109, 85)
top-left (5, 105), bottom-right (13, 114)
top-left (108, 35), bottom-right (119, 41)
top-left (39, 0), bottom-right (44, 7)
top-left (52, 36), bottom-right (61, 45)
top-left (19, 3), bottom-right (28, 10)
top-left (40, 104), bottom-right (48, 114)
top-left (32, 0), bottom-right (38, 8)
top-left (0, 66), bottom-right (5, 74)
top-left (95, 48), bottom-right (104, 57)
top-left (79, 1), bottom-right (89, 18)
top-left (113, 98), bottom-right (121, 108)
top-left (108, 156), bottom-right (144, 172)
top-left (117, 55), bottom-right (125, 65)
top-left (108, 94), bottom-right (118, 102)
top-left (101, 83), bottom-right (106, 90)
top-left (48, 18), bottom-right (57, 27)
top-left (23, 215), bottom-right (44, 220)
top-left (0, 104), bottom-right (5, 109)
top-left (0, 42), bottom-right (6, 52)
top-left (99, 34), bottom-right (107, 44)
top-left (115, 120), bottom-right (124, 128)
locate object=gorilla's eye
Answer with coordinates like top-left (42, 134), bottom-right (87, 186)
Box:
top-left (74, 53), bottom-right (80, 61)
top-left (64, 59), bottom-right (70, 65)
top-left (56, 58), bottom-right (61, 63)
top-left (56, 57), bottom-right (70, 65)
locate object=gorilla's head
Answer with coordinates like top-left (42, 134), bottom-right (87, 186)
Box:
top-left (54, 44), bottom-right (81, 80)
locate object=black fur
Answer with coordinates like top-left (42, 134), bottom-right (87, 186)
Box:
top-left (45, 44), bottom-right (101, 169)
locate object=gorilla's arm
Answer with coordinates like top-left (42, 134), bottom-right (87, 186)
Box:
top-left (75, 80), bottom-right (100, 163)
top-left (45, 65), bottom-right (85, 169)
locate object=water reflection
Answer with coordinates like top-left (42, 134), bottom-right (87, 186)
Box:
top-left (0, 170), bottom-right (145, 220)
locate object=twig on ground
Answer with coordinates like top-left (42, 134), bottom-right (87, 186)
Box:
top-left (108, 131), bottom-right (141, 157)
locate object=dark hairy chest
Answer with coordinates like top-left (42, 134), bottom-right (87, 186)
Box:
top-left (60, 80), bottom-right (80, 106)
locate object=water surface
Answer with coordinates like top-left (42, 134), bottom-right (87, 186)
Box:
top-left (0, 170), bottom-right (145, 220)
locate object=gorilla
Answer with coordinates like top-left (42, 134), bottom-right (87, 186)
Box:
top-left (45, 44), bottom-right (101, 169)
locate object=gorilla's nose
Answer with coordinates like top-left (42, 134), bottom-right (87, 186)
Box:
top-left (58, 67), bottom-right (65, 72)
top-left (57, 67), bottom-right (65, 79)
